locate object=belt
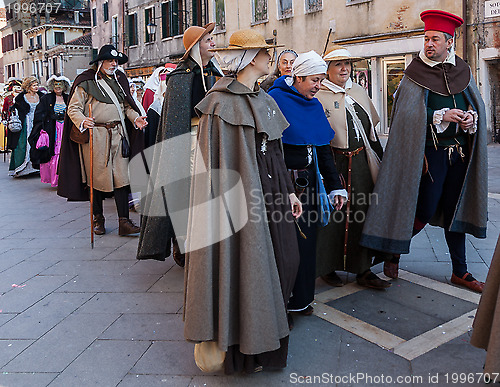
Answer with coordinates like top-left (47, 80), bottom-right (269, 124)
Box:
top-left (333, 146), bottom-right (365, 157)
top-left (94, 121), bottom-right (121, 129)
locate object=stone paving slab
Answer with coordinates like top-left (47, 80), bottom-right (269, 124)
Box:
top-left (0, 372), bottom-right (58, 387)
top-left (0, 293), bottom-right (94, 340)
top-left (47, 340), bottom-right (151, 387)
top-left (0, 339), bottom-right (35, 369)
top-left (0, 275), bottom-right (73, 313)
top-left (118, 375), bottom-right (192, 387)
top-left (74, 293), bottom-right (184, 314)
top-left (99, 313), bottom-right (184, 341)
top-left (2, 312), bottom-right (121, 373)
top-left (0, 259), bottom-right (59, 292)
top-left (56, 274), bottom-right (163, 293)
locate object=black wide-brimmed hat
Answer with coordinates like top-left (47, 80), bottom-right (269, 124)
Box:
top-left (89, 44), bottom-right (128, 65)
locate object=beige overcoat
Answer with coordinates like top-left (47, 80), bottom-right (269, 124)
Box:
top-left (67, 86), bottom-right (139, 192)
top-left (471, 235), bottom-right (500, 374)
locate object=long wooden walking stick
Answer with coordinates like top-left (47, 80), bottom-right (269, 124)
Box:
top-left (89, 104), bottom-right (94, 249)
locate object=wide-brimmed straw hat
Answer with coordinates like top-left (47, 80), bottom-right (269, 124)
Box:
top-left (181, 23), bottom-right (216, 60)
top-left (323, 45), bottom-right (362, 62)
top-left (210, 29), bottom-right (284, 51)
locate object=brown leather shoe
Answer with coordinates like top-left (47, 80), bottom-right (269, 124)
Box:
top-left (357, 270), bottom-right (392, 290)
top-left (384, 261), bottom-right (399, 279)
top-left (321, 272), bottom-right (344, 287)
top-left (172, 239), bottom-right (185, 268)
top-left (451, 273), bottom-right (484, 293)
top-left (93, 214), bottom-right (105, 235)
top-left (118, 217), bottom-right (140, 236)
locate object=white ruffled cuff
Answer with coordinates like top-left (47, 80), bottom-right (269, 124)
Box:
top-left (464, 110), bottom-right (478, 134)
top-left (432, 108), bottom-right (450, 133)
top-left (79, 121), bottom-right (86, 133)
top-left (328, 189), bottom-right (348, 205)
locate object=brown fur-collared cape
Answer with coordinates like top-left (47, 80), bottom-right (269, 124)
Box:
top-left (471, 235), bottom-right (500, 374)
top-left (184, 77), bottom-right (296, 356)
top-left (360, 58), bottom-right (487, 254)
top-left (57, 69), bottom-right (143, 201)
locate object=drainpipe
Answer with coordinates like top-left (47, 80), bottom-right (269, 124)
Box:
top-left (462, 0), bottom-right (468, 62)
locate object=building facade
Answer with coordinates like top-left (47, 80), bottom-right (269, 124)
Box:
top-left (207, 0), bottom-right (499, 139)
top-left (1, 0), bottom-right (91, 84)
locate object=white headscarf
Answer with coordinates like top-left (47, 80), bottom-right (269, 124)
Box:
top-left (292, 50), bottom-right (327, 77)
top-left (216, 49), bottom-right (260, 75)
top-left (189, 42), bottom-right (224, 92)
top-left (144, 67), bottom-right (164, 93)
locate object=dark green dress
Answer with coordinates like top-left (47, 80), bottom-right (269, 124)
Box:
top-left (316, 102), bottom-right (384, 275)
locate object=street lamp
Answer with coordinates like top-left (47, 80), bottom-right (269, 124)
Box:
top-left (146, 22), bottom-right (157, 36)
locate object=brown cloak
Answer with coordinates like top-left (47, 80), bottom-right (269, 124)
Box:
top-left (471, 236), bottom-right (500, 374)
top-left (57, 69), bottom-right (143, 201)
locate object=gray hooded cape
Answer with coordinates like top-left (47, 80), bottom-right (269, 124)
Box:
top-left (360, 70), bottom-right (487, 254)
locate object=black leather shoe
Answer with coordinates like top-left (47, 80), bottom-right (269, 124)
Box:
top-left (172, 239), bottom-right (185, 268)
top-left (93, 214), bottom-right (105, 235)
top-left (357, 270), bottom-right (392, 290)
top-left (321, 272), bottom-right (344, 287)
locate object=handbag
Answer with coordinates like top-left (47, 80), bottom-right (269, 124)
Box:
top-left (312, 147), bottom-right (333, 227)
top-left (8, 109), bottom-right (22, 133)
top-left (121, 135), bottom-right (130, 158)
top-left (36, 130), bottom-right (50, 149)
top-left (194, 341), bottom-right (226, 372)
top-left (70, 124), bottom-right (89, 144)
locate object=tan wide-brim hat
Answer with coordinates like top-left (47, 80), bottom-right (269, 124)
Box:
top-left (323, 45), bottom-right (363, 62)
top-left (181, 22), bottom-right (216, 60)
top-left (210, 29), bottom-right (284, 51)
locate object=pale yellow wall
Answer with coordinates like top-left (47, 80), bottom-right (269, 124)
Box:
top-left (210, 0), bottom-right (463, 54)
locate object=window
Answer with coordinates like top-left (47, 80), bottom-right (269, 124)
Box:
top-left (128, 13), bottom-right (138, 45)
top-left (161, 2), bottom-right (170, 39)
top-left (36, 34), bottom-right (42, 49)
top-left (191, 0), bottom-right (202, 26)
top-left (111, 15), bottom-right (118, 46)
top-left (103, 2), bottom-right (109, 22)
top-left (145, 7), bottom-right (155, 43)
top-left (29, 37), bottom-right (34, 50)
top-left (160, 1), bottom-right (184, 38)
top-left (278, 0), bottom-right (293, 19)
top-left (252, 0), bottom-right (268, 24)
top-left (54, 31), bottom-right (65, 45)
top-left (92, 8), bottom-right (96, 26)
top-left (305, 0), bottom-right (322, 13)
top-left (17, 31), bottom-right (23, 47)
top-left (214, 0), bottom-right (225, 31)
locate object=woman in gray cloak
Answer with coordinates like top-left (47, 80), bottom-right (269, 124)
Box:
top-left (184, 29), bottom-right (302, 374)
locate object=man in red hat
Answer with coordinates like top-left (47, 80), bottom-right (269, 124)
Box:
top-left (361, 10), bottom-right (488, 292)
top-left (136, 23), bottom-right (223, 266)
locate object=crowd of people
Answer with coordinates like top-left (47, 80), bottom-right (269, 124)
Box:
top-left (1, 8), bottom-right (497, 377)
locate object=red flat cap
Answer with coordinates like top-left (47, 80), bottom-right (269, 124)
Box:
top-left (420, 10), bottom-right (463, 36)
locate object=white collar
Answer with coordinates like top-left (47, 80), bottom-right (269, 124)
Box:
top-left (419, 47), bottom-right (456, 67)
top-left (322, 78), bottom-right (352, 94)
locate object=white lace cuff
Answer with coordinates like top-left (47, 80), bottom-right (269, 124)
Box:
top-left (79, 121), bottom-right (86, 133)
top-left (328, 189), bottom-right (348, 205)
top-left (463, 110), bottom-right (478, 134)
top-left (432, 108), bottom-right (450, 133)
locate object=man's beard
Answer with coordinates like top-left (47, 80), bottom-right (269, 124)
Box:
top-left (103, 67), bottom-right (116, 75)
